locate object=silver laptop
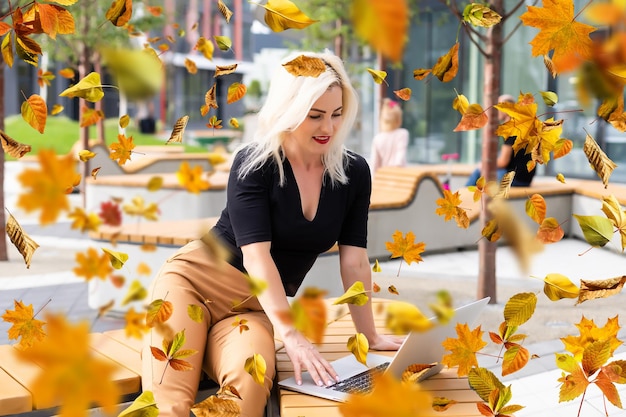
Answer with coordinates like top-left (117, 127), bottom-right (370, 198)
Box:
top-left (278, 297), bottom-right (490, 402)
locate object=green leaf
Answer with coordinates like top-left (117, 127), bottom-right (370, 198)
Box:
top-left (118, 391), bottom-right (159, 417)
top-left (214, 35), bottom-right (232, 51)
top-left (503, 292), bottom-right (536, 326)
top-left (188, 304), bottom-right (204, 323)
top-left (539, 91), bottom-right (559, 106)
top-left (573, 214), bottom-right (614, 247)
top-left (467, 367), bottom-right (505, 402)
top-left (101, 47), bottom-right (163, 101)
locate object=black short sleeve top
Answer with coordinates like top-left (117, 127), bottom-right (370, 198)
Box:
top-left (211, 147), bottom-right (371, 296)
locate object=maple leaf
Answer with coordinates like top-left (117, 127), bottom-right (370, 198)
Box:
top-left (1, 300), bottom-right (46, 349)
top-left (125, 307), bottom-right (149, 339)
top-left (123, 196), bottom-right (159, 221)
top-left (520, 0), bottom-right (596, 74)
top-left (109, 133), bottom-right (136, 165)
top-left (442, 323), bottom-right (488, 376)
top-left (176, 161), bottom-right (210, 194)
top-left (560, 316), bottom-right (622, 362)
top-left (15, 314), bottom-right (120, 417)
top-left (150, 329), bottom-right (198, 383)
top-left (385, 230), bottom-right (425, 266)
top-left (98, 200), bottom-right (122, 227)
top-left (338, 372), bottom-right (433, 417)
top-left (436, 189), bottom-right (470, 229)
top-left (17, 149), bottom-right (79, 225)
top-left (73, 247), bottom-right (113, 281)
top-left (67, 207), bottom-right (102, 233)
top-left (282, 287), bottom-right (328, 343)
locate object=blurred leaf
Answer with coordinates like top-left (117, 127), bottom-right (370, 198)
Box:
top-left (118, 391), bottom-right (159, 417)
top-left (257, 0), bottom-right (318, 32)
top-left (347, 333), bottom-right (369, 366)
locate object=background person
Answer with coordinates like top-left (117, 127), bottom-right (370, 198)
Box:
top-left (466, 94), bottom-right (536, 187)
top-left (370, 98), bottom-right (409, 172)
top-left (141, 50), bottom-right (403, 417)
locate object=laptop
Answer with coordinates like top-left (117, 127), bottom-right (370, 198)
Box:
top-left (278, 297), bottom-right (490, 402)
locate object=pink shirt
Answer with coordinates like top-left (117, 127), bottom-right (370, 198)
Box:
top-left (370, 128), bottom-right (409, 172)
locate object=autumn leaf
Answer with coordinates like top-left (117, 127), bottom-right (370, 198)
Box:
top-left (578, 276), bottom-right (626, 305)
top-left (453, 103), bottom-right (488, 131)
top-left (17, 150), bottom-right (79, 225)
top-left (229, 118), bottom-right (240, 129)
top-left (602, 194), bottom-right (626, 250)
top-left (503, 292), bottom-right (536, 327)
top-left (176, 162), bottom-right (210, 195)
top-left (101, 47), bottom-right (164, 100)
top-left (67, 207), bottom-right (102, 233)
top-left (583, 132), bottom-right (617, 188)
top-left (256, 0), bottom-right (318, 32)
top-left (385, 301), bottom-right (433, 335)
top-left (536, 217), bottom-right (565, 243)
top-left (520, 0), bottom-right (595, 74)
top-left (388, 285), bottom-right (399, 295)
top-left (1, 300), bottom-right (46, 349)
top-left (188, 304), bottom-right (205, 323)
top-left (6, 212), bottom-right (39, 268)
top-left (184, 58), bottom-right (198, 74)
top-left (348, 333), bottom-right (369, 366)
top-left (102, 247), bottom-right (129, 270)
top-left (372, 259), bottom-right (381, 273)
top-left (244, 274), bottom-right (268, 297)
top-left (78, 149), bottom-right (96, 162)
top-left (98, 200), bottom-right (122, 227)
top-left (214, 64), bottom-right (238, 77)
top-left (147, 176), bottom-right (164, 192)
top-left (351, 0), bottom-right (409, 63)
top-left (431, 42), bottom-right (459, 82)
top-left (146, 299), bottom-right (174, 327)
top-left (333, 281), bottom-right (369, 306)
top-left (151, 329), bottom-right (198, 383)
top-left (73, 247), bottom-right (113, 281)
top-left (284, 287), bottom-right (328, 343)
top-left (572, 214), bottom-right (614, 247)
top-left (215, 35), bottom-right (232, 51)
top-left (202, 84), bottom-right (218, 115)
top-left (462, 3), bottom-right (502, 27)
top-left (123, 196), bottom-right (159, 221)
top-left (543, 273), bottom-right (580, 301)
top-left (217, 0), bottom-right (234, 22)
top-left (401, 363), bottom-right (437, 383)
top-left (118, 391), bottom-right (159, 417)
top-left (195, 37), bottom-right (214, 61)
top-left (232, 317), bottom-right (250, 334)
top-left (167, 115), bottom-right (189, 144)
top-left (207, 115), bottom-right (223, 129)
top-left (227, 82), bottom-right (247, 104)
top-left (338, 372), bottom-right (433, 417)
top-left (367, 68), bottom-right (388, 85)
top-left (502, 343), bottom-right (530, 376)
top-left (109, 133), bottom-right (136, 165)
top-left (525, 193), bottom-right (546, 224)
top-left (436, 189), bottom-right (470, 229)
top-left (385, 230), bottom-right (425, 266)
top-left (244, 353), bottom-right (267, 385)
top-left (80, 106), bottom-right (104, 128)
top-left (21, 94), bottom-right (47, 133)
top-left (106, 0), bottom-right (132, 26)
top-left (125, 307), bottom-right (149, 339)
top-left (442, 323), bottom-right (487, 376)
top-left (59, 72), bottom-right (104, 102)
top-left (0, 130), bottom-right (31, 158)
top-left (282, 55), bottom-right (326, 77)
top-left (560, 316), bottom-right (621, 362)
top-left (393, 88), bottom-right (411, 101)
top-left (191, 394), bottom-right (241, 417)
top-left (16, 314), bottom-right (120, 417)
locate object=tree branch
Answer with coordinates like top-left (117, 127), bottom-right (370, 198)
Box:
top-left (502, 0), bottom-right (533, 21)
top-left (462, 23), bottom-right (490, 57)
top-left (439, 0), bottom-right (490, 57)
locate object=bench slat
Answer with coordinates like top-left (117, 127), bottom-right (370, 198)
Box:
top-left (0, 367), bottom-right (32, 414)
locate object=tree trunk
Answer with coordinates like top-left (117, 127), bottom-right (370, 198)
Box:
top-left (77, 10), bottom-right (91, 208)
top-left (0, 57), bottom-right (7, 262)
top-left (477, 0), bottom-right (504, 304)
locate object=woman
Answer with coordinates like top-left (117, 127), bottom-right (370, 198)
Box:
top-left (370, 98), bottom-right (409, 173)
top-left (141, 51), bottom-right (402, 417)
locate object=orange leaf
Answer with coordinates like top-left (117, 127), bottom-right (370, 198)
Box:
top-left (501, 344), bottom-right (530, 376)
top-left (536, 217), bottom-right (564, 243)
top-left (67, 207), bottom-right (102, 233)
top-left (176, 161), bottom-right (210, 194)
top-left (146, 299), bottom-right (174, 327)
top-left (288, 287), bottom-right (328, 344)
top-left (431, 42), bottom-right (459, 82)
top-left (351, 0), bottom-right (408, 63)
top-left (393, 88), bottom-right (411, 101)
top-left (453, 103), bottom-right (488, 131)
top-left (441, 323), bottom-right (487, 376)
top-left (520, 0), bottom-right (595, 74)
top-left (525, 193), bottom-right (546, 224)
top-left (435, 189), bottom-right (470, 229)
top-left (124, 307), bottom-right (149, 339)
top-left (36, 3), bottom-right (75, 39)
top-left (59, 67), bottom-right (75, 78)
top-left (73, 247), bottom-right (113, 281)
top-left (80, 106), bottom-right (104, 128)
top-left (109, 133), bottom-right (136, 165)
top-left (21, 94), bottom-right (47, 133)
top-left (1, 300), bottom-right (46, 349)
top-left (227, 82), bottom-right (247, 104)
top-left (384, 230), bottom-right (425, 265)
top-left (184, 58), bottom-right (197, 74)
top-left (106, 0), bottom-right (133, 27)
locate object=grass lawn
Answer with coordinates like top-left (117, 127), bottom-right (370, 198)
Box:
top-left (3, 115), bottom-right (207, 160)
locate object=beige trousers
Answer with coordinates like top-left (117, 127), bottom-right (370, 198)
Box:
top-left (141, 239), bottom-right (276, 417)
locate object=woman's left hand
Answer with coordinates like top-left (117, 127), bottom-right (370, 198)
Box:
top-left (368, 333), bottom-right (405, 351)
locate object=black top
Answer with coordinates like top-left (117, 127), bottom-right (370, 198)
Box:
top-left (505, 136), bottom-right (536, 187)
top-left (211, 147), bottom-right (371, 296)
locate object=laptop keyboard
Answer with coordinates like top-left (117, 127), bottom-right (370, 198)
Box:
top-left (327, 362), bottom-right (390, 394)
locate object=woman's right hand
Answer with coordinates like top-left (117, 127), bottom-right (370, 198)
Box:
top-left (282, 328), bottom-right (339, 387)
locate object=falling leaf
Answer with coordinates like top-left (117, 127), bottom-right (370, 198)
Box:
top-left (217, 0), bottom-right (234, 22)
top-left (109, 133), bottom-right (136, 165)
top-left (436, 189), bottom-right (470, 229)
top-left (122, 280), bottom-right (148, 306)
top-left (214, 35), bottom-right (232, 51)
top-left (98, 201), bottom-right (122, 227)
top-left (176, 162), bottom-right (210, 194)
top-left (106, 0), bottom-right (132, 26)
top-left (367, 68), bottom-right (387, 85)
top-left (118, 391), bottom-right (159, 417)
top-left (442, 323), bottom-right (487, 376)
top-left (244, 274), bottom-right (268, 297)
top-left (78, 149), bottom-right (96, 162)
top-left (467, 367), bottom-right (506, 403)
top-left (462, 3), bottom-right (502, 27)
top-left (372, 282), bottom-right (380, 292)
top-left (21, 94), bottom-right (47, 133)
top-left (432, 43), bottom-right (459, 82)
top-left (167, 115), bottom-right (189, 144)
top-left (147, 176), bottom-right (164, 192)
top-left (244, 353), bottom-right (267, 385)
top-left (80, 106), bottom-right (105, 128)
top-left (137, 262), bottom-right (151, 276)
top-left (556, 173), bottom-right (566, 183)
top-left (543, 273), bottom-right (579, 301)
top-left (351, 0), bottom-right (409, 63)
top-left (73, 247), bottom-right (113, 281)
top-left (503, 292), bottom-right (537, 327)
top-left (572, 214), bottom-right (614, 247)
top-left (520, 0), bottom-right (595, 74)
top-left (67, 207), bottom-right (102, 233)
top-left (284, 287), bottom-right (328, 343)
top-left (1, 300), bottom-right (46, 349)
top-left (602, 195), bottom-right (626, 250)
top-left (372, 259), bottom-right (381, 272)
top-left (432, 396), bottom-right (458, 412)
top-left (348, 333), bottom-right (369, 366)
top-left (536, 217), bottom-right (565, 243)
top-left (385, 301), bottom-right (433, 335)
top-left (59, 67), bottom-right (75, 78)
top-left (333, 281), bottom-right (369, 306)
top-left (413, 68), bottom-right (431, 80)
top-left (5, 213), bottom-right (39, 269)
top-left (119, 114), bottom-right (130, 128)
top-left (0, 130), bottom-right (31, 158)
top-left (214, 64), bottom-right (238, 77)
top-left (191, 394), bottom-right (241, 417)
top-left (388, 285), bottom-right (399, 295)
top-left (125, 308), bottom-right (150, 339)
top-left (282, 55), bottom-right (326, 77)
top-left (195, 37), bottom-right (214, 61)
top-left (540, 91), bottom-right (559, 106)
top-left (188, 304), bottom-right (205, 323)
top-left (577, 276), bottom-right (626, 305)
top-left (525, 194), bottom-right (546, 224)
top-left (184, 58), bottom-right (198, 74)
top-left (583, 132), bottom-right (617, 188)
top-left (59, 72), bottom-right (104, 102)
top-left (385, 230), bottom-right (426, 266)
top-left (232, 317), bottom-right (250, 334)
top-left (123, 196), bottom-right (159, 221)
top-left (453, 103), bottom-right (488, 131)
top-left (146, 299), bottom-right (174, 327)
top-left (256, 0), bottom-right (318, 32)
top-left (229, 118), bottom-right (240, 129)
top-left (393, 88), bottom-right (411, 101)
top-left (101, 247), bottom-right (129, 269)
top-left (50, 104), bottom-right (64, 115)
top-left (101, 47), bottom-right (164, 100)
top-left (227, 82), bottom-right (247, 104)
top-left (207, 115), bottom-right (223, 129)
top-left (151, 330), bottom-right (198, 382)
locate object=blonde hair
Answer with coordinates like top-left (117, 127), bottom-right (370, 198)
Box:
top-left (235, 50), bottom-right (359, 186)
top-left (379, 98), bottom-right (402, 132)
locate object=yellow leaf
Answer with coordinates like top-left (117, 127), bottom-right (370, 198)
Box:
top-left (217, 0), bottom-right (234, 23)
top-left (188, 304), bottom-right (205, 323)
top-left (78, 149), bottom-right (96, 162)
top-left (366, 68), bottom-right (388, 85)
top-left (229, 118), bottom-right (240, 129)
top-left (227, 82), bottom-right (247, 104)
top-left (184, 58), bottom-right (198, 74)
top-left (101, 247), bottom-right (129, 269)
top-left (191, 394), bottom-right (241, 417)
top-left (176, 161), bottom-right (210, 194)
top-left (333, 281), bottom-right (369, 306)
top-left (1, 300), bottom-right (46, 349)
top-left (372, 259), bottom-right (381, 272)
top-left (214, 35), bottom-right (232, 51)
top-left (347, 333), bottom-right (369, 366)
top-left (73, 247), bottom-right (113, 281)
top-left (452, 93), bottom-right (470, 115)
top-left (583, 132), bottom-right (617, 188)
top-left (1, 33), bottom-right (14, 68)
top-left (67, 207), bottom-right (102, 233)
top-left (384, 230), bottom-right (426, 266)
top-left (525, 193), bottom-right (546, 224)
top-left (282, 55), bottom-right (326, 77)
top-left (385, 301), bottom-right (433, 335)
top-left (122, 280), bottom-right (148, 306)
top-left (21, 94), bottom-right (47, 133)
top-left (167, 115), bottom-right (189, 144)
top-left (5, 213), bottom-right (39, 269)
top-left (147, 176), bottom-right (163, 191)
top-left (106, 0), bottom-right (132, 27)
top-left (412, 68), bottom-right (431, 80)
top-left (119, 114), bottom-right (130, 128)
top-left (118, 391), bottom-right (159, 417)
top-left (50, 104), bottom-right (64, 115)
top-left (351, 0), bottom-right (409, 63)
top-left (124, 307), bottom-right (150, 340)
top-left (244, 274), bottom-right (268, 297)
top-left (503, 292), bottom-right (537, 326)
top-left (59, 72), bottom-right (104, 102)
top-left (214, 64), bottom-right (238, 77)
top-left (102, 47), bottom-right (164, 101)
top-left (0, 130), bottom-right (31, 158)
top-left (195, 37), bottom-right (214, 61)
top-left (146, 299), bottom-right (173, 327)
top-left (257, 0), bottom-right (318, 32)
top-left (244, 353), bottom-right (267, 385)
top-left (540, 90), bottom-right (559, 106)
top-left (536, 217), bottom-right (565, 244)
top-left (432, 42), bottom-right (459, 82)
top-left (123, 196), bottom-right (159, 221)
top-left (556, 172), bottom-right (566, 183)
top-left (441, 323), bottom-right (487, 376)
top-left (109, 133), bottom-right (136, 165)
top-left (543, 273), bottom-right (580, 301)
